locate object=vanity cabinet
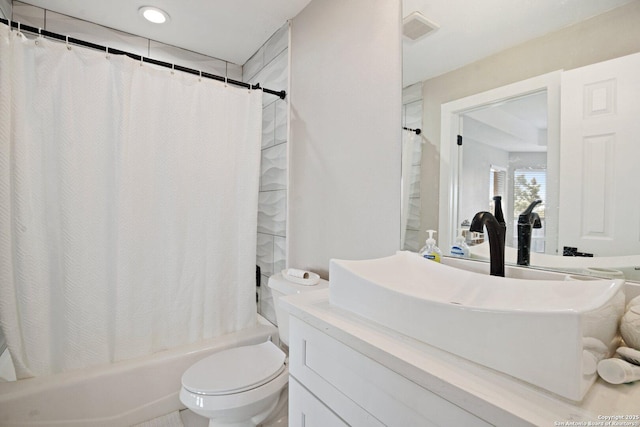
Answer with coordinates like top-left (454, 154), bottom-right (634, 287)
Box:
top-left (288, 316), bottom-right (491, 426)
top-left (284, 288), bottom-right (640, 426)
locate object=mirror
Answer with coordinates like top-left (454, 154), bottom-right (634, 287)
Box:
top-left (401, 1), bottom-right (640, 280)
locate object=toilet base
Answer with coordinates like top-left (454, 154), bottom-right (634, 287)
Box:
top-left (257, 385), bottom-right (288, 427)
top-left (206, 394), bottom-right (278, 427)
top-left (189, 391), bottom-right (279, 427)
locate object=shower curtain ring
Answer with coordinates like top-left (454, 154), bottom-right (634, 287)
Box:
top-left (66, 35), bottom-right (71, 50)
top-left (105, 45), bottom-right (110, 59)
top-left (171, 63), bottom-right (174, 75)
top-left (199, 70), bottom-right (202, 82)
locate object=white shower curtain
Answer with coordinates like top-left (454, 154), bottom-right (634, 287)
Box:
top-left (0, 25), bottom-right (261, 378)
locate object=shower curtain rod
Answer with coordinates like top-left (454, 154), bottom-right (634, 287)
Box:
top-left (403, 126), bottom-right (421, 135)
top-left (0, 18), bottom-right (287, 100)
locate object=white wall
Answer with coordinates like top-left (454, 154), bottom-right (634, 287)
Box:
top-left (289, 0), bottom-right (402, 277)
top-left (458, 140), bottom-right (509, 227)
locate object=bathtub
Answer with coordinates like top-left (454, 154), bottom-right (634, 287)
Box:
top-left (0, 316), bottom-right (278, 427)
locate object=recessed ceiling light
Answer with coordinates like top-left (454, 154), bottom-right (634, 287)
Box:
top-left (139, 6), bottom-right (170, 24)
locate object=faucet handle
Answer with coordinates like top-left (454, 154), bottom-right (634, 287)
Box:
top-left (492, 196), bottom-right (506, 226)
top-left (532, 212), bottom-right (542, 229)
top-left (518, 199), bottom-right (543, 224)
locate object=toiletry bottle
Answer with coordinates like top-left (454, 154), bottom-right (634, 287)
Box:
top-left (450, 231), bottom-right (470, 258)
top-left (420, 230), bottom-right (442, 263)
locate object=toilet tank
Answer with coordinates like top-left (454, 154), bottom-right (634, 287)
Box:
top-left (268, 273), bottom-right (329, 346)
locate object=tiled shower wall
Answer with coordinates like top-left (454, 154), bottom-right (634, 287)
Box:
top-left (9, 2), bottom-right (288, 325)
top-left (0, 0), bottom-right (10, 19)
top-left (402, 83), bottom-right (423, 252)
top-left (243, 25), bottom-right (289, 325)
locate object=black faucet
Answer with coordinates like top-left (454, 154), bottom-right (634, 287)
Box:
top-left (517, 200), bottom-right (542, 266)
top-left (470, 196), bottom-right (506, 277)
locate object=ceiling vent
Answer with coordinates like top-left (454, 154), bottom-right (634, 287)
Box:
top-left (403, 11), bottom-right (439, 41)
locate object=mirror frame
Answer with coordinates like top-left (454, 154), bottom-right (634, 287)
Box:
top-left (438, 71), bottom-right (561, 253)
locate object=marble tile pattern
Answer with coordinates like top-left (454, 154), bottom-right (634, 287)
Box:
top-left (407, 197), bottom-right (422, 230)
top-left (257, 233), bottom-right (275, 277)
top-left (261, 102), bottom-right (276, 149)
top-left (403, 87), bottom-right (423, 250)
top-left (0, 0), bottom-right (10, 20)
top-left (259, 286), bottom-right (277, 325)
top-left (247, 23), bottom-right (290, 323)
top-left (244, 23), bottom-right (288, 82)
top-left (260, 143), bottom-right (287, 192)
top-left (250, 50), bottom-right (289, 107)
top-left (149, 41), bottom-right (241, 81)
top-left (45, 11), bottom-right (148, 57)
top-left (404, 230), bottom-right (422, 253)
top-left (404, 100), bottom-right (423, 134)
top-left (403, 82), bottom-right (423, 105)
top-left (9, 1), bottom-right (42, 35)
top-left (273, 236), bottom-right (286, 274)
top-left (257, 190), bottom-right (286, 237)
top-left (274, 100), bottom-right (288, 146)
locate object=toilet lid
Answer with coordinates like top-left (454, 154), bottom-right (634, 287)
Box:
top-left (182, 341), bottom-right (286, 396)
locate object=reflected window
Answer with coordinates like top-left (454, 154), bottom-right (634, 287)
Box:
top-left (489, 164), bottom-right (506, 202)
top-left (513, 168), bottom-right (546, 253)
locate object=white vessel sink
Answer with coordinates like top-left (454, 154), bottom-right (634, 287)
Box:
top-left (441, 256), bottom-right (577, 280)
top-left (329, 251), bottom-right (625, 401)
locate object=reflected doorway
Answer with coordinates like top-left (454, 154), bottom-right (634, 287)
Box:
top-left (457, 91), bottom-right (548, 252)
top-left (438, 71), bottom-right (561, 255)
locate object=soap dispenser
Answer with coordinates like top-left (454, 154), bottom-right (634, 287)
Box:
top-left (450, 230), bottom-right (470, 258)
top-left (420, 230), bottom-right (442, 262)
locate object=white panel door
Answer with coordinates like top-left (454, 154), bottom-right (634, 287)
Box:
top-left (559, 52), bottom-right (640, 256)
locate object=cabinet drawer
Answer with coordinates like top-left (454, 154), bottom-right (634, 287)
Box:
top-left (289, 316), bottom-right (491, 427)
top-left (289, 377), bottom-right (349, 427)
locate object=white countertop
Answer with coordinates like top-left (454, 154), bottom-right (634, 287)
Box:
top-left (471, 241), bottom-right (640, 272)
top-left (281, 289), bottom-right (640, 426)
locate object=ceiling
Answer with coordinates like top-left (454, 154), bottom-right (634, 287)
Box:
top-left (402, 0), bottom-right (636, 85)
top-left (18, 0), bottom-right (313, 66)
top-left (463, 91), bottom-right (548, 153)
top-left (17, 0), bottom-right (636, 81)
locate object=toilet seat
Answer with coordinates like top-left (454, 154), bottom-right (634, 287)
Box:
top-left (179, 364), bottom-right (289, 418)
top-left (181, 341), bottom-right (286, 396)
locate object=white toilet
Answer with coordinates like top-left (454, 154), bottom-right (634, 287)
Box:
top-left (180, 272), bottom-right (328, 426)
